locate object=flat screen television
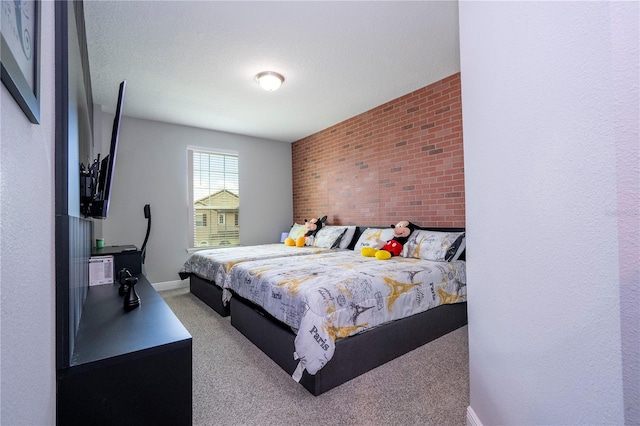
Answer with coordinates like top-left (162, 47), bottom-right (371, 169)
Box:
top-left (80, 80), bottom-right (126, 218)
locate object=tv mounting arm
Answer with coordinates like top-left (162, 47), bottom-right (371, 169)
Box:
top-left (79, 156), bottom-right (100, 207)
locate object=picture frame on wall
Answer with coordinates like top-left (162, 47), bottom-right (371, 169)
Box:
top-left (1, 0), bottom-right (41, 124)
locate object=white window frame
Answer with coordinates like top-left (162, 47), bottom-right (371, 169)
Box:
top-left (187, 146), bottom-right (239, 249)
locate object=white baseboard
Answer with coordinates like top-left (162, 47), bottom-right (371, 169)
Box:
top-left (152, 279), bottom-right (188, 292)
top-left (467, 406), bottom-right (483, 426)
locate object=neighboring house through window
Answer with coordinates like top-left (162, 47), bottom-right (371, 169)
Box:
top-left (188, 147), bottom-right (239, 248)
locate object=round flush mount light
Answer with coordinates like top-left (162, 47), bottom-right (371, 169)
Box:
top-left (255, 71), bottom-right (284, 91)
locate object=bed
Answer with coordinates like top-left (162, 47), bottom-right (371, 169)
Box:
top-left (224, 226), bottom-right (467, 395)
top-left (179, 225), bottom-right (357, 316)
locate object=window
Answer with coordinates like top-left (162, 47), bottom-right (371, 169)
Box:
top-left (188, 148), bottom-right (239, 248)
top-left (196, 213), bottom-right (207, 227)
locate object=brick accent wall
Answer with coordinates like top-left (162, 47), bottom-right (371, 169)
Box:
top-left (292, 73), bottom-right (464, 227)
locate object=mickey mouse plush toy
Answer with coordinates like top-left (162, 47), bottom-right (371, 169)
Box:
top-left (285, 215), bottom-right (327, 247)
top-left (361, 220), bottom-right (417, 260)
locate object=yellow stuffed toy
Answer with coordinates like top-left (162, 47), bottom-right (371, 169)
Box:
top-left (361, 220), bottom-right (417, 260)
top-left (285, 215), bottom-right (327, 247)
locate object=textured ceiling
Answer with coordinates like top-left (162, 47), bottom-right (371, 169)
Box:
top-left (84, 1), bottom-right (460, 143)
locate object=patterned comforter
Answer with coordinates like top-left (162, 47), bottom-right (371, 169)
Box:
top-left (179, 244), bottom-right (332, 285)
top-left (221, 250), bottom-right (466, 379)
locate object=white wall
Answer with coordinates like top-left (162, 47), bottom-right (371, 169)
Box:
top-left (98, 115), bottom-right (293, 284)
top-left (459, 1), bottom-right (639, 425)
top-left (0, 1), bottom-right (56, 424)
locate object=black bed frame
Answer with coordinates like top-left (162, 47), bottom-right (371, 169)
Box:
top-left (190, 274), bottom-right (230, 316)
top-left (187, 225), bottom-right (467, 394)
top-left (231, 294), bottom-right (467, 395)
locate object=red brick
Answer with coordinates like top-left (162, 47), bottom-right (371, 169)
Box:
top-left (292, 73), bottom-right (465, 228)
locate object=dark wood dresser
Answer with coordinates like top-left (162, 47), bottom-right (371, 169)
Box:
top-left (57, 274), bottom-right (192, 425)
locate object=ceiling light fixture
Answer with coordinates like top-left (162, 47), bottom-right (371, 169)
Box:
top-left (255, 71), bottom-right (284, 92)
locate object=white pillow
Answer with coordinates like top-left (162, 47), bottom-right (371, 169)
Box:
top-left (287, 223), bottom-right (307, 241)
top-left (338, 226), bottom-right (357, 249)
top-left (401, 230), bottom-right (466, 261)
top-left (316, 225), bottom-right (357, 249)
top-left (313, 226), bottom-right (347, 248)
top-left (353, 227), bottom-right (395, 251)
top-left (449, 234), bottom-right (466, 261)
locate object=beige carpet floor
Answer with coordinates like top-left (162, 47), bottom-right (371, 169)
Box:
top-left (161, 287), bottom-right (469, 426)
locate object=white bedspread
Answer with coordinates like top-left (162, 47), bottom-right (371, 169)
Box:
top-left (179, 244), bottom-right (332, 285)
top-left (222, 250), bottom-right (466, 378)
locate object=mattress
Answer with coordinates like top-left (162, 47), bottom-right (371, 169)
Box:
top-left (222, 250), bottom-right (466, 379)
top-left (179, 243), bottom-right (332, 285)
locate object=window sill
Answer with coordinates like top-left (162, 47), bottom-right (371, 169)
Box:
top-left (186, 245), bottom-right (240, 255)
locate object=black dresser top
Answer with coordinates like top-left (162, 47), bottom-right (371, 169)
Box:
top-left (70, 275), bottom-right (191, 367)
